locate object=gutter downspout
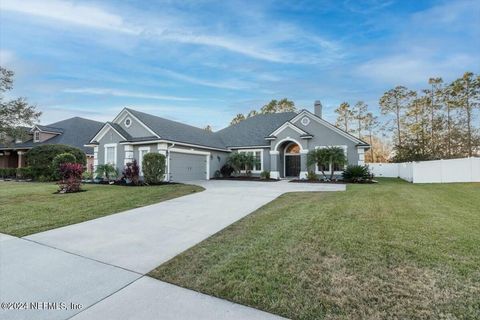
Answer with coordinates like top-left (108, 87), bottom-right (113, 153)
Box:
top-left (166, 143), bottom-right (175, 182)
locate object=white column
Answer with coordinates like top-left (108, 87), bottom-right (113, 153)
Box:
top-left (269, 150), bottom-right (280, 179)
top-left (157, 143), bottom-right (168, 156)
top-left (93, 146), bottom-right (99, 170)
top-left (299, 149), bottom-right (309, 179)
top-left (17, 151), bottom-right (25, 168)
top-left (357, 147), bottom-right (365, 165)
top-left (124, 144), bottom-right (134, 165)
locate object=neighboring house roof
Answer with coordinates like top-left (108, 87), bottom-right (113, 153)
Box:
top-left (0, 117), bottom-right (104, 154)
top-left (31, 125), bottom-right (64, 134)
top-left (125, 108), bottom-right (227, 149)
top-left (216, 112), bottom-right (298, 148)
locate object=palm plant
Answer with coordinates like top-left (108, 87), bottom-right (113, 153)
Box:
top-left (307, 147), bottom-right (347, 180)
top-left (307, 148), bottom-right (330, 179)
top-left (227, 153), bottom-right (260, 176)
top-left (95, 164), bottom-right (118, 182)
top-left (327, 146), bottom-right (347, 180)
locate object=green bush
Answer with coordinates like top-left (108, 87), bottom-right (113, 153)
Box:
top-left (220, 164), bottom-right (234, 177)
top-left (342, 165), bottom-right (372, 183)
top-left (52, 153), bottom-right (77, 180)
top-left (26, 144), bottom-right (86, 180)
top-left (142, 153), bottom-right (166, 184)
top-left (0, 168), bottom-right (17, 179)
top-left (16, 167), bottom-right (33, 179)
top-left (306, 170), bottom-right (318, 181)
top-left (260, 170), bottom-right (270, 179)
top-left (82, 170), bottom-right (93, 180)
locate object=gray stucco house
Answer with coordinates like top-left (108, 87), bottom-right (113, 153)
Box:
top-left (88, 102), bottom-right (370, 181)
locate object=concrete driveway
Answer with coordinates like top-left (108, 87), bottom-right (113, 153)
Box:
top-left (2, 180), bottom-right (344, 320)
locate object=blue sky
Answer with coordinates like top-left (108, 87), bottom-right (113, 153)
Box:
top-left (1, 0), bottom-right (479, 130)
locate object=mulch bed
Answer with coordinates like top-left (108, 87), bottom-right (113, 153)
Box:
top-left (212, 177), bottom-right (279, 182)
top-left (289, 179), bottom-right (377, 184)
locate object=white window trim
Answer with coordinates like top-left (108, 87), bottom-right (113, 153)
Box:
top-left (314, 145), bottom-right (347, 175)
top-left (238, 149), bottom-right (263, 173)
top-left (273, 137), bottom-right (304, 152)
top-left (138, 146), bottom-right (151, 175)
top-left (104, 143), bottom-right (117, 166)
top-left (34, 131), bottom-right (40, 142)
top-left (124, 117), bottom-right (132, 128)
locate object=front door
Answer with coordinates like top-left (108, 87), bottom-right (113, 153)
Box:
top-left (285, 155), bottom-right (300, 177)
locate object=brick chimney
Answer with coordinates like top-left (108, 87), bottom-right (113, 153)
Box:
top-left (314, 100), bottom-right (322, 118)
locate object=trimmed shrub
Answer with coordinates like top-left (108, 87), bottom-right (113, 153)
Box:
top-left (142, 153), bottom-right (166, 184)
top-left (342, 165), bottom-right (373, 183)
top-left (260, 170), bottom-right (270, 179)
top-left (0, 168), bottom-right (17, 179)
top-left (26, 144), bottom-right (86, 180)
top-left (16, 167), bottom-right (34, 179)
top-left (58, 163), bottom-right (84, 193)
top-left (52, 153), bottom-right (77, 180)
top-left (123, 159), bottom-right (140, 185)
top-left (220, 164), bottom-right (234, 177)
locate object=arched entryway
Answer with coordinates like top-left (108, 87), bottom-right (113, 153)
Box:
top-left (283, 142), bottom-right (301, 177)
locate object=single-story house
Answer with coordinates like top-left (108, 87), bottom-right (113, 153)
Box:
top-left (88, 101), bottom-right (370, 181)
top-left (0, 117), bottom-right (104, 170)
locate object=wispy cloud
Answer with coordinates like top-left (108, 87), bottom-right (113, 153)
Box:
top-left (158, 68), bottom-right (252, 90)
top-left (356, 53), bottom-right (476, 85)
top-left (63, 88), bottom-right (195, 101)
top-left (0, 0), bottom-right (343, 65)
top-left (0, 0), bottom-right (139, 34)
top-left (0, 49), bottom-right (15, 66)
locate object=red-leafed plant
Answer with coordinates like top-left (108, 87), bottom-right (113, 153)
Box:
top-left (58, 163), bottom-right (84, 193)
top-left (122, 159), bottom-right (140, 185)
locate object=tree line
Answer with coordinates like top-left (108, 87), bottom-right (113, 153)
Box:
top-left (335, 72), bottom-right (480, 162)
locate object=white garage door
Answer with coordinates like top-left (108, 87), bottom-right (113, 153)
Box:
top-left (169, 152), bottom-right (207, 181)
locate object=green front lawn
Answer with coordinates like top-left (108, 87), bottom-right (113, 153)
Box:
top-left (150, 179), bottom-right (480, 320)
top-left (0, 181), bottom-right (203, 237)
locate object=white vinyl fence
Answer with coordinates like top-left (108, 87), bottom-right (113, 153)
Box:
top-left (368, 157), bottom-right (480, 183)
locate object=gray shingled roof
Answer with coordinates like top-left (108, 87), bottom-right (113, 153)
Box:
top-left (126, 108), bottom-right (227, 149)
top-left (0, 117), bottom-right (104, 154)
top-left (107, 122), bottom-right (133, 140)
top-left (34, 125), bottom-right (64, 134)
top-left (216, 112), bottom-right (297, 147)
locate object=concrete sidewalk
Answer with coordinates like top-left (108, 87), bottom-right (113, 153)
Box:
top-left (2, 180), bottom-right (344, 319)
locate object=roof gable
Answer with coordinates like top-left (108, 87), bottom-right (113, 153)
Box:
top-left (30, 125), bottom-right (63, 134)
top-left (291, 110), bottom-right (369, 145)
top-left (123, 108), bottom-right (227, 150)
top-left (113, 108), bottom-right (159, 138)
top-left (268, 121), bottom-right (309, 137)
